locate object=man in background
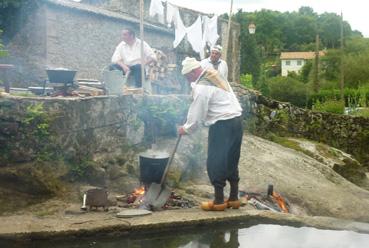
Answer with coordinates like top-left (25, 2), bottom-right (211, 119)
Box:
top-left (110, 28), bottom-right (157, 88)
top-left (200, 45), bottom-right (228, 80)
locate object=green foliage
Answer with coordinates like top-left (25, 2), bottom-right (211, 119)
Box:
top-left (140, 100), bottom-right (187, 141)
top-left (349, 108), bottom-right (369, 118)
top-left (254, 64), bottom-right (270, 95)
top-left (23, 102), bottom-right (50, 138)
top-left (234, 10), bottom-right (261, 81)
top-left (68, 159), bottom-right (94, 181)
top-left (309, 87), bottom-right (369, 108)
top-left (343, 52), bottom-right (369, 88)
top-left (320, 49), bottom-right (341, 82)
top-left (0, 29), bottom-right (7, 57)
top-left (320, 37), bottom-right (369, 89)
top-left (300, 60), bottom-right (312, 83)
top-left (233, 7), bottom-right (365, 89)
top-left (20, 102), bottom-right (61, 162)
top-left (312, 99), bottom-right (344, 114)
top-left (240, 74), bottom-right (253, 89)
top-left (267, 76), bottom-right (308, 107)
top-left (234, 7), bottom-right (358, 57)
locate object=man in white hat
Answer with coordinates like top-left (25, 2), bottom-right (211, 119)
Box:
top-left (200, 45), bottom-right (228, 80)
top-left (178, 57), bottom-right (243, 211)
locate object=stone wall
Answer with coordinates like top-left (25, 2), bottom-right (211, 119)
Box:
top-left (0, 0), bottom-right (240, 86)
top-left (2, 83), bottom-right (369, 167)
top-left (0, 94), bottom-right (189, 164)
top-left (232, 84), bottom-right (369, 166)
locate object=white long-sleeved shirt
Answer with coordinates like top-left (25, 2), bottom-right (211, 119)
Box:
top-left (183, 71), bottom-right (242, 133)
top-left (111, 38), bottom-right (156, 66)
top-left (200, 58), bottom-right (228, 80)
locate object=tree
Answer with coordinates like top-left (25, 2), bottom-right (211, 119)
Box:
top-left (320, 37), bottom-right (369, 88)
top-left (268, 76), bottom-right (308, 107)
top-left (234, 11), bottom-right (261, 83)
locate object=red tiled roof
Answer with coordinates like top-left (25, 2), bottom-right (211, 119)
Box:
top-left (280, 51), bottom-right (325, 60)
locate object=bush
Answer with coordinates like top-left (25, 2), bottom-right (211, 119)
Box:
top-left (312, 99), bottom-right (344, 114)
top-left (240, 74), bottom-right (253, 89)
top-left (309, 87), bottom-right (369, 108)
top-left (268, 76), bottom-right (308, 107)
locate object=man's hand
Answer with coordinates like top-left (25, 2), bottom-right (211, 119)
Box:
top-left (121, 64), bottom-right (130, 74)
top-left (117, 61), bottom-right (130, 74)
top-left (178, 126), bottom-right (187, 135)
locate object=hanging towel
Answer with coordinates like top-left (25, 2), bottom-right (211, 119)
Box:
top-left (166, 2), bottom-right (176, 27)
top-left (172, 7), bottom-right (187, 48)
top-left (186, 16), bottom-right (204, 55)
top-left (203, 15), bottom-right (219, 48)
top-left (149, 0), bottom-right (164, 23)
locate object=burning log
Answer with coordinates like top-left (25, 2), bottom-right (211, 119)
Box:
top-left (241, 185), bottom-right (290, 213)
top-left (121, 186), bottom-right (195, 211)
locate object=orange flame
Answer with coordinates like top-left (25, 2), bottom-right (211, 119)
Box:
top-left (272, 191), bottom-right (289, 213)
top-left (133, 186), bottom-right (145, 196)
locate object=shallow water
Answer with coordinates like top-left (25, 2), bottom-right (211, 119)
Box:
top-left (3, 224), bottom-right (369, 248)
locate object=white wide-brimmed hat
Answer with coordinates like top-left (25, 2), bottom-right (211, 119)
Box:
top-left (181, 57), bottom-right (201, 75)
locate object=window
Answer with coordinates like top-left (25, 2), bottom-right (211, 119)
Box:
top-left (297, 60), bottom-right (302, 66)
top-left (285, 60), bottom-right (291, 66)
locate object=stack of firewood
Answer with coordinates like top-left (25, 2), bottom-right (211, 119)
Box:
top-left (147, 49), bottom-right (169, 81)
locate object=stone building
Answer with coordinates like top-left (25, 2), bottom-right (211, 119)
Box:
top-left (0, 0), bottom-right (240, 86)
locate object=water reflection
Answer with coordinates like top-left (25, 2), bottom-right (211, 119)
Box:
top-left (3, 224), bottom-right (369, 248)
top-left (179, 229), bottom-right (239, 248)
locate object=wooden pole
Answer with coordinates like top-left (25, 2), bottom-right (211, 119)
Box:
top-left (313, 34), bottom-right (320, 93)
top-left (340, 11), bottom-right (345, 105)
top-left (224, 0), bottom-right (233, 63)
top-left (140, 0), bottom-right (145, 91)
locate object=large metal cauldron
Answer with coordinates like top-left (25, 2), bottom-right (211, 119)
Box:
top-left (46, 68), bottom-right (77, 84)
top-left (139, 151), bottom-right (169, 185)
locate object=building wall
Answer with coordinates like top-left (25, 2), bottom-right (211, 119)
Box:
top-left (0, 3), bottom-right (48, 86)
top-left (281, 59), bottom-right (306, 76)
top-left (44, 3), bottom-right (174, 81)
top-left (1, 0), bottom-right (240, 86)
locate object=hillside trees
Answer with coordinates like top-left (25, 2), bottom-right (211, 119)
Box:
top-left (234, 6), bottom-right (368, 107)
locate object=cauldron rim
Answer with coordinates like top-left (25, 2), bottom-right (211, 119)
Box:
top-left (139, 151), bottom-right (170, 159)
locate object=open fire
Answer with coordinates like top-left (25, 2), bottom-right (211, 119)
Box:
top-left (117, 186), bottom-right (195, 210)
top-left (126, 186), bottom-right (145, 204)
top-left (241, 184), bottom-right (290, 213)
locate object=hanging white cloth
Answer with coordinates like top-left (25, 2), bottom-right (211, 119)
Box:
top-left (186, 16), bottom-right (204, 56)
top-left (202, 15), bottom-right (219, 48)
top-left (149, 0), bottom-right (164, 23)
top-left (166, 2), bottom-right (176, 27)
top-left (172, 7), bottom-right (187, 48)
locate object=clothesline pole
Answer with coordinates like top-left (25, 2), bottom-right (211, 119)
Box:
top-left (140, 0), bottom-right (145, 91)
top-left (224, 0), bottom-right (233, 63)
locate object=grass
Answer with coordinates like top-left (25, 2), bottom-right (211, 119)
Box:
top-left (349, 108), bottom-right (369, 118)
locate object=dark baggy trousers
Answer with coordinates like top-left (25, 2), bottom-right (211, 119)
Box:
top-left (207, 116), bottom-right (243, 203)
top-left (109, 63), bottom-right (143, 88)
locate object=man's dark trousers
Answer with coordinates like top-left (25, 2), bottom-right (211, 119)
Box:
top-left (207, 116), bottom-right (243, 203)
top-left (109, 63), bottom-right (143, 88)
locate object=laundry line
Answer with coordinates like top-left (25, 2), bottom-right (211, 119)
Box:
top-left (149, 0), bottom-right (220, 59)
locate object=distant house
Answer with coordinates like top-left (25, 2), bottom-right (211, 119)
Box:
top-left (280, 51), bottom-right (325, 76)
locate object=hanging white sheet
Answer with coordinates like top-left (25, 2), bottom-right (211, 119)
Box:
top-left (149, 0), bottom-right (164, 23)
top-left (186, 16), bottom-right (204, 56)
top-left (202, 15), bottom-right (219, 48)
